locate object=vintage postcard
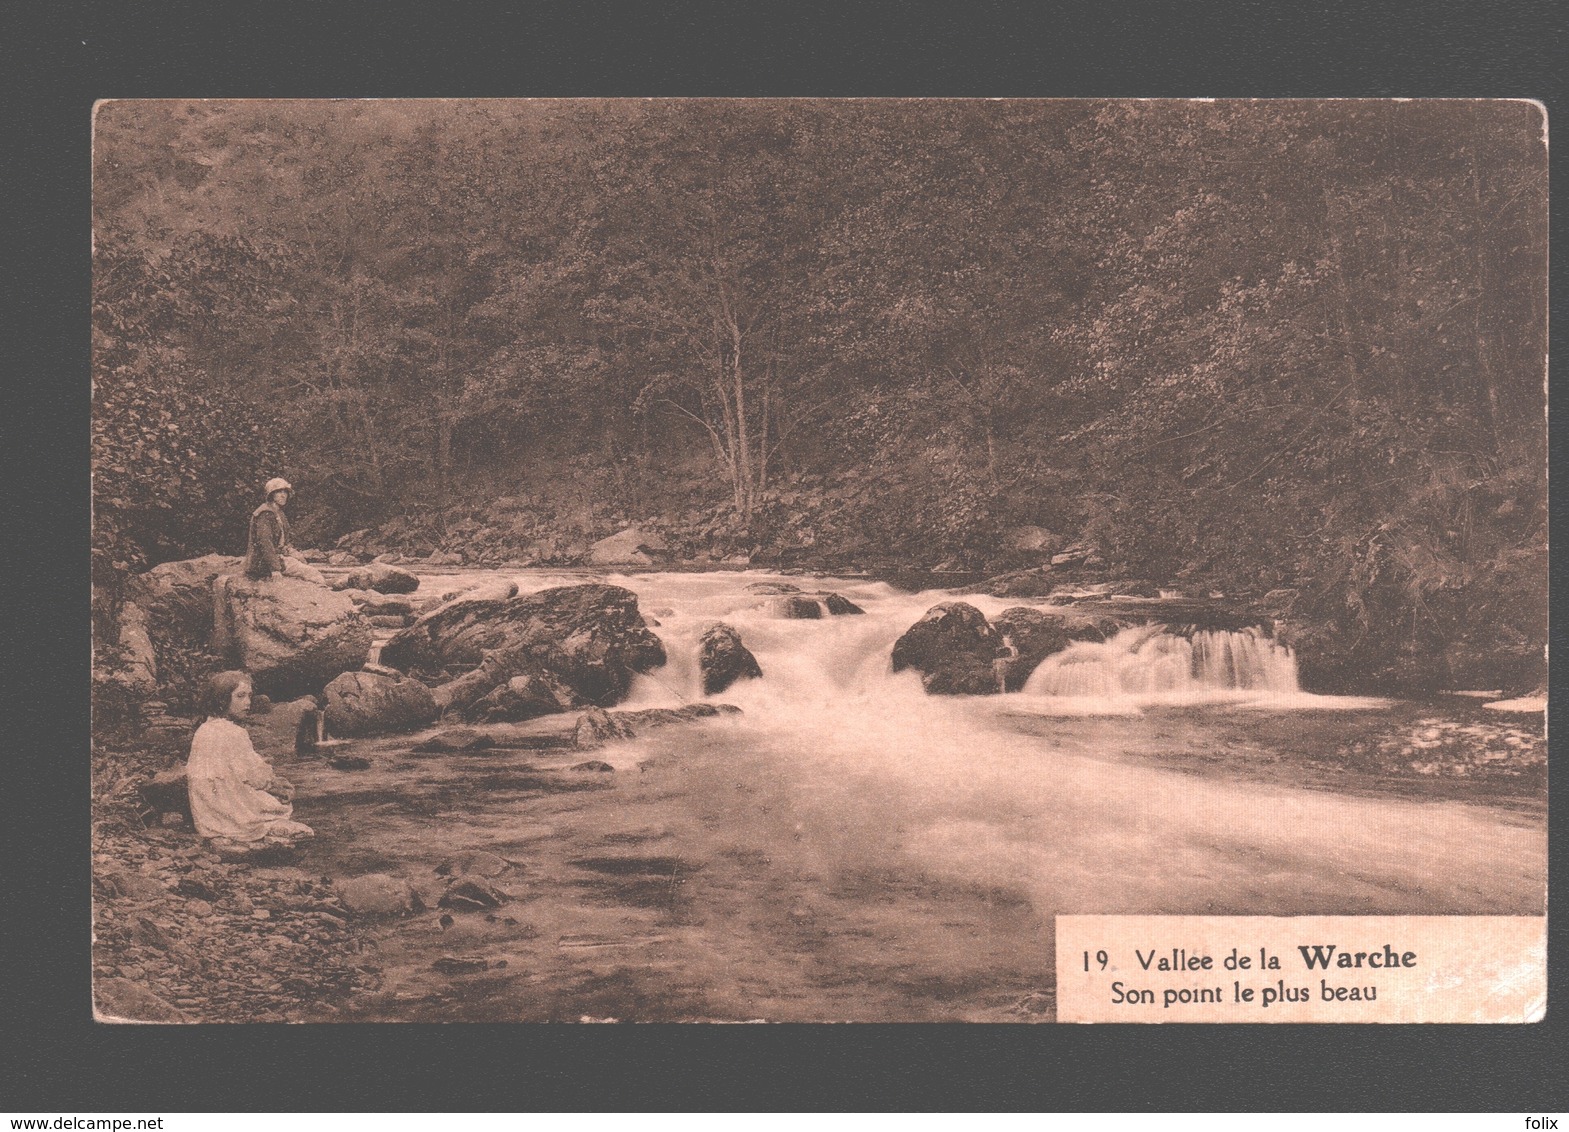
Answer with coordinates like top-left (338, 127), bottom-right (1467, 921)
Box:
top-left (90, 98), bottom-right (1546, 1023)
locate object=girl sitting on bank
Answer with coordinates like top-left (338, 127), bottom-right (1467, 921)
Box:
top-left (186, 671), bottom-right (315, 850)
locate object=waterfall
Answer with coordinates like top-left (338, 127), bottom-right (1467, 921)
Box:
top-left (1023, 624), bottom-right (1299, 698)
top-left (401, 568), bottom-right (1310, 715)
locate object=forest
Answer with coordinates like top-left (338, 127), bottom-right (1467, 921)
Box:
top-left (91, 99), bottom-right (1548, 693)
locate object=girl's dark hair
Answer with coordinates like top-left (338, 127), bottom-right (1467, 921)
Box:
top-left (202, 670), bottom-right (253, 719)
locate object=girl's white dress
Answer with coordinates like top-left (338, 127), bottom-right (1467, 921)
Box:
top-left (186, 717), bottom-right (314, 844)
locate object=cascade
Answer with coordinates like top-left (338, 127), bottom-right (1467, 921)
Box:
top-left (1023, 624), bottom-right (1299, 698)
top-left (382, 567), bottom-right (1304, 712)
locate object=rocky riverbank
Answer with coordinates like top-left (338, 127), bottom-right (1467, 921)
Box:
top-left (93, 747), bottom-right (381, 1022)
top-left (93, 688), bottom-right (1546, 1024)
top-left (91, 563), bottom-right (1546, 1023)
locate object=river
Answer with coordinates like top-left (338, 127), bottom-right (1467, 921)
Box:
top-left (293, 568), bottom-right (1546, 1021)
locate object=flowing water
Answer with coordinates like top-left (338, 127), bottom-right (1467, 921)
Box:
top-left (301, 568), bottom-right (1546, 1021)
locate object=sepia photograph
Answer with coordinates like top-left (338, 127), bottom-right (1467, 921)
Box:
top-left (89, 97), bottom-right (1547, 1024)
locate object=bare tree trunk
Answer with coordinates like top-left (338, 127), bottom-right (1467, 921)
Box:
top-left (434, 416), bottom-right (452, 537)
top-left (433, 317), bottom-right (452, 536)
top-left (344, 297), bottom-right (386, 492)
top-left (983, 414), bottom-right (1000, 489)
top-left (708, 325), bottom-right (744, 513)
top-left (729, 315), bottom-right (754, 518)
top-left (758, 383), bottom-right (772, 493)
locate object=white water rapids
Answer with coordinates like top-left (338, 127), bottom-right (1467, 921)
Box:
top-left (407, 569), bottom-right (1547, 918)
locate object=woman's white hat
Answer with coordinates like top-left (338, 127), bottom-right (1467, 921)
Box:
top-left (264, 477), bottom-right (293, 495)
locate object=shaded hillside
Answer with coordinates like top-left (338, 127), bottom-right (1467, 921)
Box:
top-left (92, 99), bottom-right (1547, 692)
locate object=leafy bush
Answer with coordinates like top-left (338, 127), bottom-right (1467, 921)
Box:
top-left (92, 359), bottom-right (277, 585)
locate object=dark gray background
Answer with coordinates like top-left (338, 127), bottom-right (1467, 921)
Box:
top-left (11, 0), bottom-right (1567, 1111)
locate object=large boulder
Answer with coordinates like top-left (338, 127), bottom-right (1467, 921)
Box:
top-left (587, 525), bottom-right (669, 566)
top-left (332, 562), bottom-right (421, 594)
top-left (216, 576), bottom-right (373, 698)
top-left (769, 594), bottom-right (823, 619)
top-left (467, 671), bottom-right (577, 723)
top-left (322, 670), bottom-right (439, 736)
top-left (335, 874), bottom-right (422, 917)
top-left (381, 583), bottom-right (666, 707)
top-left (990, 607), bottom-right (1075, 691)
top-left (698, 623), bottom-right (764, 695)
top-left (890, 602), bottom-right (1002, 695)
top-left (126, 554), bottom-right (244, 643)
top-left (106, 600), bottom-right (159, 695)
top-left (247, 695), bottom-right (323, 762)
top-left (820, 592), bottom-right (865, 616)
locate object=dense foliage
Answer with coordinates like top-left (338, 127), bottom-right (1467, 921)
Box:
top-left (93, 100), bottom-right (1547, 690)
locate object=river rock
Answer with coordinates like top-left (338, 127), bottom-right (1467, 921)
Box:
top-left (107, 600), bottom-right (160, 694)
top-left (588, 525), bottom-right (670, 566)
top-left (358, 593), bottom-right (416, 617)
top-left (436, 851), bottom-right (511, 877)
top-left (744, 581), bottom-right (801, 595)
top-left (95, 977), bottom-right (190, 1023)
top-left (137, 768), bottom-right (190, 820)
top-left (468, 672), bottom-right (576, 723)
top-left (332, 562), bottom-right (421, 594)
top-left (769, 594), bottom-right (823, 619)
top-left (215, 576), bottom-right (373, 697)
top-left (435, 580), bottom-right (521, 607)
top-left (615, 703), bottom-right (740, 732)
top-left (573, 707), bottom-right (635, 749)
top-left (127, 554), bottom-right (245, 641)
top-left (412, 727), bottom-right (496, 753)
top-left (335, 873), bottom-right (422, 917)
top-left (438, 877), bottom-right (508, 911)
top-left (430, 649), bottom-right (515, 713)
top-left (975, 567), bottom-right (1056, 599)
top-left (990, 607), bottom-right (1075, 690)
top-left (327, 550), bottom-right (359, 566)
top-left (820, 592), bottom-right (865, 616)
top-left (381, 583), bottom-right (666, 706)
top-left (322, 670), bottom-right (439, 736)
top-left (890, 601), bottom-right (1002, 695)
top-left (97, 865), bottom-right (169, 902)
top-left (698, 623), bottom-right (763, 694)
top-left (247, 695), bottom-right (321, 761)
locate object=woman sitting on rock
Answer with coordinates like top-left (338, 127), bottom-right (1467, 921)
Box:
top-left (245, 477), bottom-right (324, 584)
top-left (186, 670), bottom-right (315, 852)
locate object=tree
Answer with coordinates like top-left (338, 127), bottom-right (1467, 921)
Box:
top-left (571, 102), bottom-right (852, 517)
